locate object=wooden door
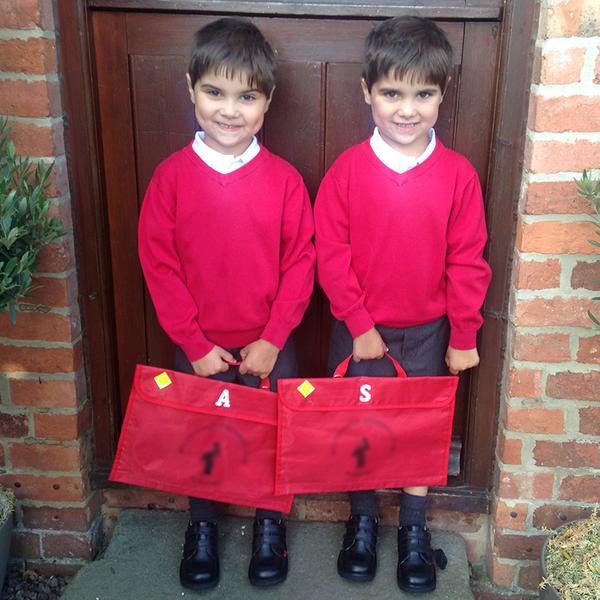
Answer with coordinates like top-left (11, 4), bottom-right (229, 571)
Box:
top-left (88, 8), bottom-right (501, 498)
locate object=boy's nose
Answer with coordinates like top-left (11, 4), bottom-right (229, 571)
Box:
top-left (220, 98), bottom-right (239, 117)
top-left (397, 100), bottom-right (416, 118)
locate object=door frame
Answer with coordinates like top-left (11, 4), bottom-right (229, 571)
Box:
top-left (56, 0), bottom-right (540, 512)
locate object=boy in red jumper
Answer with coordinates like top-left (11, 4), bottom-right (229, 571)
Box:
top-left (138, 18), bottom-right (315, 591)
top-left (314, 16), bottom-right (491, 594)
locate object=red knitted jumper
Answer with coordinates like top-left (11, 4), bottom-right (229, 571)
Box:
top-left (139, 144), bottom-right (315, 362)
top-left (314, 139), bottom-right (491, 349)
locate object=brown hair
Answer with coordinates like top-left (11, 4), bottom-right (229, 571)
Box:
top-left (362, 16), bottom-right (452, 92)
top-left (188, 18), bottom-right (276, 95)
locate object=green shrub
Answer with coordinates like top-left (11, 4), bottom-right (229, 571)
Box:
top-left (576, 170), bottom-right (600, 327)
top-left (0, 117), bottom-right (64, 323)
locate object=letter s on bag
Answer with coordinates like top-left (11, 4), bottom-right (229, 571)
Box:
top-left (359, 384), bottom-right (372, 403)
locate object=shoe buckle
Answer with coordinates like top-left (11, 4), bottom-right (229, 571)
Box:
top-left (433, 548), bottom-right (447, 569)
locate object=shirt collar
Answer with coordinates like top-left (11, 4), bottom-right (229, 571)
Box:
top-left (192, 131), bottom-right (260, 174)
top-left (370, 127), bottom-right (436, 174)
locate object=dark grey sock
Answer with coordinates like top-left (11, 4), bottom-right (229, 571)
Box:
top-left (189, 497), bottom-right (218, 522)
top-left (399, 491), bottom-right (427, 527)
top-left (349, 490), bottom-right (378, 517)
top-left (256, 509), bottom-right (283, 520)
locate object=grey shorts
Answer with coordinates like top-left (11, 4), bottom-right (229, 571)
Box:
top-left (327, 316), bottom-right (450, 378)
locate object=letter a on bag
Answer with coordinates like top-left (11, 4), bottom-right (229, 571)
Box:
top-left (215, 389), bottom-right (230, 408)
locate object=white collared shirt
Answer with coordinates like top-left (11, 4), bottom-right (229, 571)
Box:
top-left (192, 131), bottom-right (260, 174)
top-left (369, 127), bottom-right (436, 174)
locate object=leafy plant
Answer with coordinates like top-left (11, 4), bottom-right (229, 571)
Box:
top-left (0, 484), bottom-right (15, 525)
top-left (0, 117), bottom-right (64, 323)
top-left (540, 510), bottom-right (600, 600)
top-left (576, 170), bottom-right (600, 326)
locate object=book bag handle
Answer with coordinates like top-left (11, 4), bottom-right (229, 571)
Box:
top-left (224, 360), bottom-right (271, 390)
top-left (333, 353), bottom-right (408, 379)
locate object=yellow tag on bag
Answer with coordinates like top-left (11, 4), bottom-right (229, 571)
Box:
top-left (296, 380), bottom-right (315, 398)
top-left (154, 372), bottom-right (172, 389)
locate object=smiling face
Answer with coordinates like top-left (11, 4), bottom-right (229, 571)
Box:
top-left (361, 71), bottom-right (443, 157)
top-left (186, 69), bottom-right (273, 156)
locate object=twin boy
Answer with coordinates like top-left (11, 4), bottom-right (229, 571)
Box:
top-left (138, 15), bottom-right (491, 595)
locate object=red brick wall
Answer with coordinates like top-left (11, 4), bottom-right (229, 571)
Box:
top-left (0, 0), bottom-right (99, 575)
top-left (489, 0), bottom-right (600, 595)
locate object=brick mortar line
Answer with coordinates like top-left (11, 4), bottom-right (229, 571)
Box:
top-left (19, 528), bottom-right (92, 538)
top-left (7, 438), bottom-right (82, 447)
top-left (0, 29), bottom-right (56, 41)
top-left (15, 499), bottom-right (95, 509)
top-left (15, 522), bottom-right (94, 540)
top-left (570, 332), bottom-right (580, 364)
top-left (527, 169), bottom-right (600, 182)
top-left (564, 402), bottom-right (581, 435)
top-left (26, 559), bottom-right (88, 566)
top-left (15, 153), bottom-right (68, 162)
top-left (582, 45), bottom-right (600, 83)
top-left (0, 72), bottom-right (58, 82)
top-left (510, 358), bottom-right (600, 370)
top-left (2, 369), bottom-right (84, 382)
top-left (500, 463), bottom-right (600, 475)
top-left (20, 401), bottom-right (89, 415)
top-left (527, 130), bottom-right (600, 143)
top-left (11, 303), bottom-right (80, 317)
top-left (0, 333), bottom-right (82, 348)
top-left (7, 459), bottom-right (91, 473)
top-left (32, 268), bottom-right (77, 279)
top-left (560, 257), bottom-right (574, 292)
top-left (6, 468), bottom-right (90, 477)
top-left (5, 115), bottom-right (63, 126)
top-left (505, 396), bottom-right (599, 410)
top-left (509, 325), bottom-right (599, 335)
top-left (515, 289), bottom-right (598, 300)
top-left (536, 36), bottom-right (600, 50)
top-left (531, 82), bottom-right (600, 98)
top-left (515, 287), bottom-right (598, 298)
top-left (498, 430), bottom-right (598, 448)
top-left (496, 496), bottom-right (600, 510)
top-left (519, 213), bottom-right (597, 223)
top-left (501, 428), bottom-right (600, 443)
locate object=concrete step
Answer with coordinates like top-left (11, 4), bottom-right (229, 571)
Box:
top-left (62, 509), bottom-right (474, 600)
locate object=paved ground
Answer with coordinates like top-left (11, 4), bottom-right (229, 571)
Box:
top-left (62, 509), bottom-right (474, 600)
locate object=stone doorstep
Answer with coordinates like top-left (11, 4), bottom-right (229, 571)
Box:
top-left (61, 509), bottom-right (474, 600)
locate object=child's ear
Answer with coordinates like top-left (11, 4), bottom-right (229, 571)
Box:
top-left (360, 78), bottom-right (372, 105)
top-left (264, 87), bottom-right (275, 112)
top-left (185, 73), bottom-right (195, 103)
top-left (441, 76), bottom-right (451, 103)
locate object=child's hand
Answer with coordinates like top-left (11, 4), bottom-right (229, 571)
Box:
top-left (191, 346), bottom-right (235, 377)
top-left (445, 346), bottom-right (479, 375)
top-left (352, 327), bottom-right (388, 362)
top-left (239, 339), bottom-right (280, 379)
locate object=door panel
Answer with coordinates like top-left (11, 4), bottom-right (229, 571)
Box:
top-left (92, 11), bottom-right (500, 484)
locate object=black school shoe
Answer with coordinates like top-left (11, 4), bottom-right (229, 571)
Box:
top-left (337, 514), bottom-right (378, 582)
top-left (179, 520), bottom-right (219, 590)
top-left (397, 525), bottom-right (447, 593)
top-left (248, 518), bottom-right (289, 586)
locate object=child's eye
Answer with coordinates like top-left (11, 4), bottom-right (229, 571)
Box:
top-left (205, 88), bottom-right (221, 97)
top-left (241, 94), bottom-right (256, 102)
top-left (418, 91), bottom-right (432, 99)
top-left (383, 90), bottom-right (398, 99)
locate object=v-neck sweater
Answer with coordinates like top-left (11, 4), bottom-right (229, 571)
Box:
top-left (138, 143), bottom-right (316, 362)
top-left (314, 139), bottom-right (491, 349)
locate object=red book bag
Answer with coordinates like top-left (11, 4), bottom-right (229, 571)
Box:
top-left (275, 354), bottom-right (458, 495)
